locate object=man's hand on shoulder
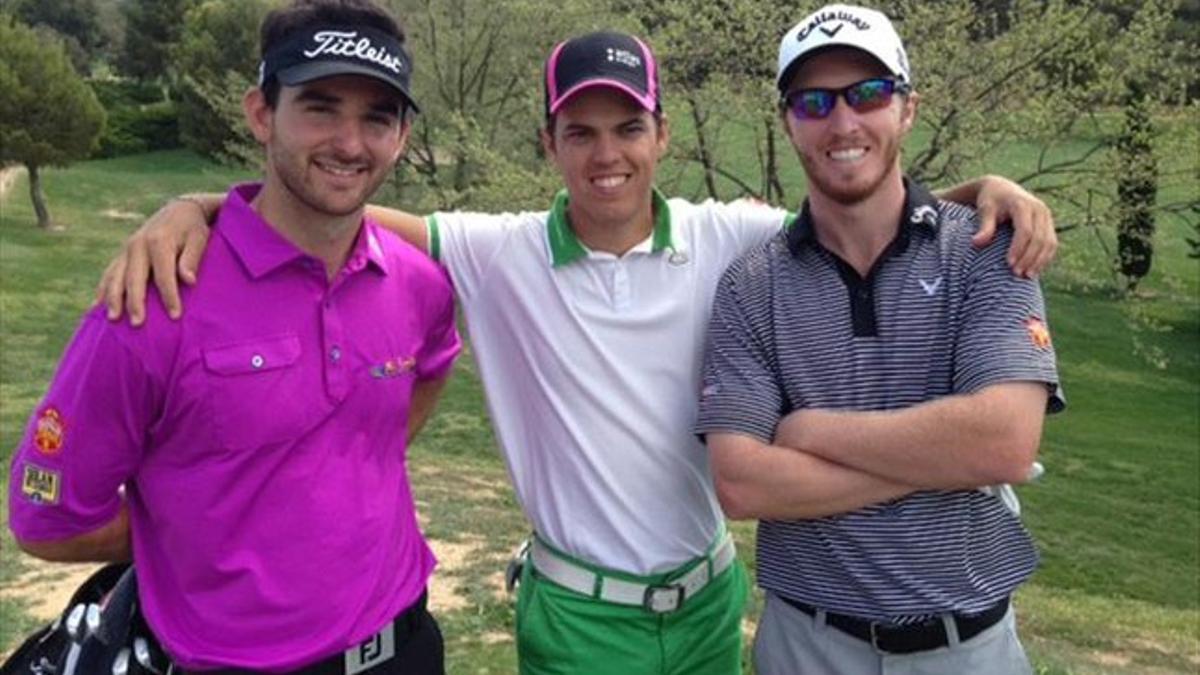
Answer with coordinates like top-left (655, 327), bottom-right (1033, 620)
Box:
top-left (968, 176), bottom-right (1057, 278)
top-left (96, 194), bottom-right (220, 326)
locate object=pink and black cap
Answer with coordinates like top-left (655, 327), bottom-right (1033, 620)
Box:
top-left (258, 24), bottom-right (419, 112)
top-left (544, 31), bottom-right (660, 118)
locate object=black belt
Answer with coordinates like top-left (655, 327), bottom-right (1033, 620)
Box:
top-left (185, 592), bottom-right (429, 674)
top-left (780, 595), bottom-right (1010, 654)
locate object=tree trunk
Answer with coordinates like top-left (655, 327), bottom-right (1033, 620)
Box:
top-left (764, 117), bottom-right (785, 205)
top-left (686, 95), bottom-right (719, 200)
top-left (27, 163), bottom-right (53, 229)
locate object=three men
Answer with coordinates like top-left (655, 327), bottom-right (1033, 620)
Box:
top-left (91, 25), bottom-right (1056, 675)
top-left (697, 5), bottom-right (1063, 673)
top-left (9, 1), bottom-right (459, 672)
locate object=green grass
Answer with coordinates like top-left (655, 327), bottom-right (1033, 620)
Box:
top-left (2, 147), bottom-right (1198, 672)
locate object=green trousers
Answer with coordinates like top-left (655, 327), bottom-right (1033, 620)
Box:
top-left (515, 545), bottom-right (749, 675)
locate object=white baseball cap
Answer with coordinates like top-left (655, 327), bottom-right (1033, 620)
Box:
top-left (776, 4), bottom-right (911, 96)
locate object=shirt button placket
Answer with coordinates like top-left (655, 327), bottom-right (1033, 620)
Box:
top-left (613, 264), bottom-right (631, 310)
top-left (322, 295), bottom-right (348, 402)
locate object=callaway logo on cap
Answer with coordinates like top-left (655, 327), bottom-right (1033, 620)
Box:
top-left (544, 31), bottom-right (660, 117)
top-left (259, 24), bottom-right (419, 111)
top-left (777, 3), bottom-right (911, 95)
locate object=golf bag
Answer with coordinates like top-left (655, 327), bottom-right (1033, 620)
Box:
top-left (1, 563), bottom-right (170, 675)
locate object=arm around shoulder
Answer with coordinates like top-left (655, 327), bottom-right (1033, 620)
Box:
top-left (364, 205), bottom-right (430, 252)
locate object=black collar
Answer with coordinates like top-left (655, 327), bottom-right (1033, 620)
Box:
top-left (786, 177), bottom-right (941, 257)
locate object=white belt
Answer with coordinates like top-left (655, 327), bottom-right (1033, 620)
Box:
top-left (528, 534), bottom-right (737, 614)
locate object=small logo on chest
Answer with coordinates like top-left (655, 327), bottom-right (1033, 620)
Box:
top-left (370, 356), bottom-right (416, 379)
top-left (918, 276), bottom-right (943, 296)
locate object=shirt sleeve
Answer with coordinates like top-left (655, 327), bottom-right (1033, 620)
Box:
top-left (953, 227), bottom-right (1065, 413)
top-left (416, 267), bottom-right (462, 382)
top-left (426, 211), bottom-right (530, 303)
top-left (689, 199), bottom-right (790, 272)
top-left (694, 253), bottom-right (788, 443)
top-left (8, 309), bottom-right (161, 542)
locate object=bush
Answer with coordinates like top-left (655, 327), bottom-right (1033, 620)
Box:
top-left (91, 79), bottom-right (166, 108)
top-left (94, 100), bottom-right (180, 158)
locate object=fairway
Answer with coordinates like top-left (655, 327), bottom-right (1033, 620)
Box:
top-left (1, 150), bottom-right (1197, 673)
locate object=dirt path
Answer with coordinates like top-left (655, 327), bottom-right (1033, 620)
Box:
top-left (0, 537), bottom-right (504, 659)
top-left (0, 165), bottom-right (24, 202)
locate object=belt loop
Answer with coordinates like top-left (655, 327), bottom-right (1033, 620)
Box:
top-left (592, 571), bottom-right (604, 599)
top-left (941, 613), bottom-right (961, 647)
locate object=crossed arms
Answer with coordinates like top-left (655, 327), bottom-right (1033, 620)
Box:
top-left (707, 381), bottom-right (1049, 521)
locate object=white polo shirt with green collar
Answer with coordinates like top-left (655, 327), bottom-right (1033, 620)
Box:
top-left (427, 189), bottom-right (786, 575)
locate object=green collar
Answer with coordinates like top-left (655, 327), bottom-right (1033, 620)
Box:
top-left (546, 188), bottom-right (674, 267)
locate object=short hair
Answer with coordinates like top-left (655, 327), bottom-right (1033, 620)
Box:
top-left (259, 0), bottom-right (407, 108)
top-left (544, 108), bottom-right (664, 136)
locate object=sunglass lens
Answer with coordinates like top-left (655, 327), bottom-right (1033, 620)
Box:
top-left (792, 91), bottom-right (835, 119)
top-left (846, 79), bottom-right (894, 111)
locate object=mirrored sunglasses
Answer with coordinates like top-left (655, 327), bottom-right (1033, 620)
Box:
top-left (783, 78), bottom-right (910, 120)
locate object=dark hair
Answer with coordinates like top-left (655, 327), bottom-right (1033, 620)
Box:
top-left (544, 107), bottom-right (664, 136)
top-left (259, 0), bottom-right (406, 107)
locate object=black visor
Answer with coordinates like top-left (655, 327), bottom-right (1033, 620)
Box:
top-left (259, 25), bottom-right (419, 112)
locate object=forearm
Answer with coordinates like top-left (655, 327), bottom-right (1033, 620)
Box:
top-left (932, 176), bottom-right (995, 205)
top-left (709, 434), bottom-right (914, 521)
top-left (16, 503), bottom-right (131, 563)
top-left (165, 196), bottom-right (429, 251)
top-left (407, 375), bottom-right (450, 442)
top-left (177, 193), bottom-right (222, 222)
top-left (778, 384), bottom-right (1048, 489)
top-left (363, 205), bottom-right (430, 252)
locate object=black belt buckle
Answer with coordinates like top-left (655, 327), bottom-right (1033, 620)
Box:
top-left (505, 540), bottom-right (530, 593)
top-left (867, 618), bottom-right (943, 654)
top-left (643, 584), bottom-right (685, 613)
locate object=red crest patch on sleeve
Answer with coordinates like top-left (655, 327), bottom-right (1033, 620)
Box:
top-left (34, 407), bottom-right (66, 455)
top-left (1025, 317), bottom-right (1052, 350)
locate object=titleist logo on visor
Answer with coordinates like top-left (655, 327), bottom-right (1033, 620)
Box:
top-left (304, 30), bottom-right (406, 73)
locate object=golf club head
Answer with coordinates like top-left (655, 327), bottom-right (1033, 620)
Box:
top-left (134, 636), bottom-right (165, 675)
top-left (112, 647), bottom-right (131, 675)
top-left (65, 604), bottom-right (86, 641)
top-left (84, 603), bottom-right (102, 638)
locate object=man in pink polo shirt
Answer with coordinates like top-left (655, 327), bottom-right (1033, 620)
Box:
top-left (7, 1), bottom-right (460, 672)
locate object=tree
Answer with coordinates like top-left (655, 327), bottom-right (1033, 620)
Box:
top-left (119, 0), bottom-right (200, 82)
top-left (614, 0), bottom-right (794, 202)
top-left (390, 0), bottom-right (614, 209)
top-left (8, 0), bottom-right (106, 74)
top-left (173, 0), bottom-right (272, 159)
top-left (1115, 82), bottom-right (1158, 292)
top-left (0, 16), bottom-right (106, 229)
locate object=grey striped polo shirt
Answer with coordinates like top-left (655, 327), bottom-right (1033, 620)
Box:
top-left (695, 180), bottom-right (1064, 622)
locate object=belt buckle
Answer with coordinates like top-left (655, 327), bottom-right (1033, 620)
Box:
top-left (643, 584), bottom-right (685, 614)
top-left (868, 621), bottom-right (888, 652)
top-left (505, 539), bottom-right (530, 593)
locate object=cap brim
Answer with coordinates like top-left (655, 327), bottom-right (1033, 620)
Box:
top-left (549, 79), bottom-right (656, 115)
top-left (276, 61), bottom-right (420, 113)
top-left (777, 45), bottom-right (900, 95)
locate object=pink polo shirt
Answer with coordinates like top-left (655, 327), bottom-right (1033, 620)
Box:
top-left (8, 184), bottom-right (461, 671)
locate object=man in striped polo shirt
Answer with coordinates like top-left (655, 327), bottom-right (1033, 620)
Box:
top-left (696, 5), bottom-right (1064, 674)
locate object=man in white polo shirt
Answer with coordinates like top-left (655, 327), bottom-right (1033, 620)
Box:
top-left (95, 30), bottom-right (1057, 675)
